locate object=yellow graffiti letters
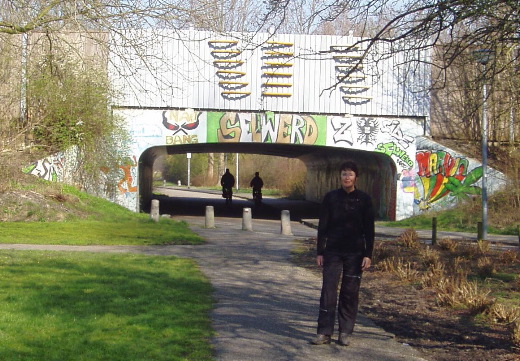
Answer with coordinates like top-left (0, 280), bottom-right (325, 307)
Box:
top-left (165, 134), bottom-right (199, 144)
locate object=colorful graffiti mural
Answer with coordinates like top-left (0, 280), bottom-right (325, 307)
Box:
top-left (415, 150), bottom-right (482, 210)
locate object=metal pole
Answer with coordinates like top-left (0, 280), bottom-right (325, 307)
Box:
top-left (187, 153), bottom-right (191, 189)
top-left (432, 217), bottom-right (437, 246)
top-left (236, 153), bottom-right (239, 190)
top-left (481, 69), bottom-right (488, 241)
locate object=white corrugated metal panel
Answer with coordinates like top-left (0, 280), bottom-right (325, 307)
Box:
top-left (109, 29), bottom-right (430, 117)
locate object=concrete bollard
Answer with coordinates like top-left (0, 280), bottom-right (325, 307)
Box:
top-left (281, 210), bottom-right (292, 235)
top-left (205, 206), bottom-right (215, 228)
top-left (150, 199), bottom-right (160, 222)
top-left (242, 208), bottom-right (253, 231)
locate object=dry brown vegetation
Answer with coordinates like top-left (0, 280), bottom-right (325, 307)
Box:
top-left (291, 230), bottom-right (520, 361)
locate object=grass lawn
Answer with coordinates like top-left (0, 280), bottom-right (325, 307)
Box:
top-left (0, 250), bottom-right (214, 361)
top-left (0, 217), bottom-right (204, 245)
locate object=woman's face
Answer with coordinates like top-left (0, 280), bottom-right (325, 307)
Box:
top-left (340, 169), bottom-right (357, 191)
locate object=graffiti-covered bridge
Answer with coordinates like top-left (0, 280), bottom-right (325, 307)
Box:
top-left (27, 29), bottom-right (505, 220)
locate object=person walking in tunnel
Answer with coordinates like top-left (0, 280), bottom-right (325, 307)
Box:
top-left (249, 171), bottom-right (264, 205)
top-left (310, 161), bottom-right (375, 347)
top-left (220, 168), bottom-right (235, 205)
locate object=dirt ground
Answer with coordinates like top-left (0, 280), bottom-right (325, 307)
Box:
top-left (292, 237), bottom-right (520, 361)
top-left (360, 271), bottom-right (519, 361)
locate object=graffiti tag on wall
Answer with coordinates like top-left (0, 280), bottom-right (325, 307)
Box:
top-left (415, 150), bottom-right (482, 209)
top-left (214, 112), bottom-right (324, 145)
top-left (381, 119), bottom-right (414, 149)
top-left (22, 154), bottom-right (65, 182)
top-left (376, 141), bottom-right (414, 169)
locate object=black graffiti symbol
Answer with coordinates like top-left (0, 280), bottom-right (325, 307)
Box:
top-left (331, 117), bottom-right (354, 146)
top-left (357, 117), bottom-right (378, 145)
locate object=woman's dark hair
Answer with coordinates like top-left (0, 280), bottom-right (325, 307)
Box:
top-left (339, 161), bottom-right (358, 176)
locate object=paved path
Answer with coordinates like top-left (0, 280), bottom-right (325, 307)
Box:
top-left (0, 215), bottom-right (428, 361)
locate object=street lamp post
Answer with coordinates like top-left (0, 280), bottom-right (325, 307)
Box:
top-left (473, 49), bottom-right (493, 241)
top-left (186, 153), bottom-right (191, 189)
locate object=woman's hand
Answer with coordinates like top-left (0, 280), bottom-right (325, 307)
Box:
top-left (316, 255), bottom-right (324, 267)
top-left (361, 257), bottom-right (371, 271)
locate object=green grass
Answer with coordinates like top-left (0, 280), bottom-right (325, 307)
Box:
top-left (0, 250), bottom-right (214, 361)
top-left (382, 207), bottom-right (520, 236)
top-left (1, 182), bottom-right (205, 245)
top-left (0, 217), bottom-right (204, 245)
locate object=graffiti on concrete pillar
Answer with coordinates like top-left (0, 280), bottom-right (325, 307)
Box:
top-left (415, 150), bottom-right (482, 209)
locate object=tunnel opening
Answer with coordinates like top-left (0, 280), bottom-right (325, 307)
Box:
top-left (138, 143), bottom-right (397, 220)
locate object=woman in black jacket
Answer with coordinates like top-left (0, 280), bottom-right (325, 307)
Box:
top-left (311, 161), bottom-right (375, 346)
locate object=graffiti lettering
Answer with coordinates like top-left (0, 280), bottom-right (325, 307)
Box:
top-left (416, 151), bottom-right (468, 178)
top-left (375, 141), bottom-right (414, 168)
top-left (415, 150), bottom-right (481, 208)
top-left (381, 119), bottom-right (414, 149)
top-left (247, 114), bottom-right (262, 142)
top-left (165, 134), bottom-right (199, 145)
top-left (273, 114), bottom-right (318, 144)
top-left (217, 112), bottom-right (318, 144)
top-left (331, 116), bottom-right (354, 146)
top-left (217, 112), bottom-right (242, 142)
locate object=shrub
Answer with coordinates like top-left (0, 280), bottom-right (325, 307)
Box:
top-left (394, 260), bottom-right (420, 282)
top-left (372, 241), bottom-right (394, 264)
top-left (379, 257), bottom-right (420, 282)
top-left (476, 239), bottom-right (491, 254)
top-left (397, 228), bottom-right (420, 249)
top-left (498, 250), bottom-right (519, 265)
top-left (437, 237), bottom-right (457, 252)
top-left (456, 241), bottom-right (479, 258)
top-left (418, 246), bottom-right (441, 269)
top-left (421, 262), bottom-right (446, 288)
top-left (486, 303), bottom-right (520, 324)
top-left (435, 277), bottom-right (494, 314)
top-left (476, 257), bottom-right (496, 278)
top-left (511, 321), bottom-right (520, 346)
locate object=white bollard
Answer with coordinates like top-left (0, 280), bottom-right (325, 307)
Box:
top-left (150, 199), bottom-right (160, 222)
top-left (281, 210), bottom-right (292, 235)
top-left (242, 208), bottom-right (253, 231)
top-left (205, 205), bottom-right (215, 228)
